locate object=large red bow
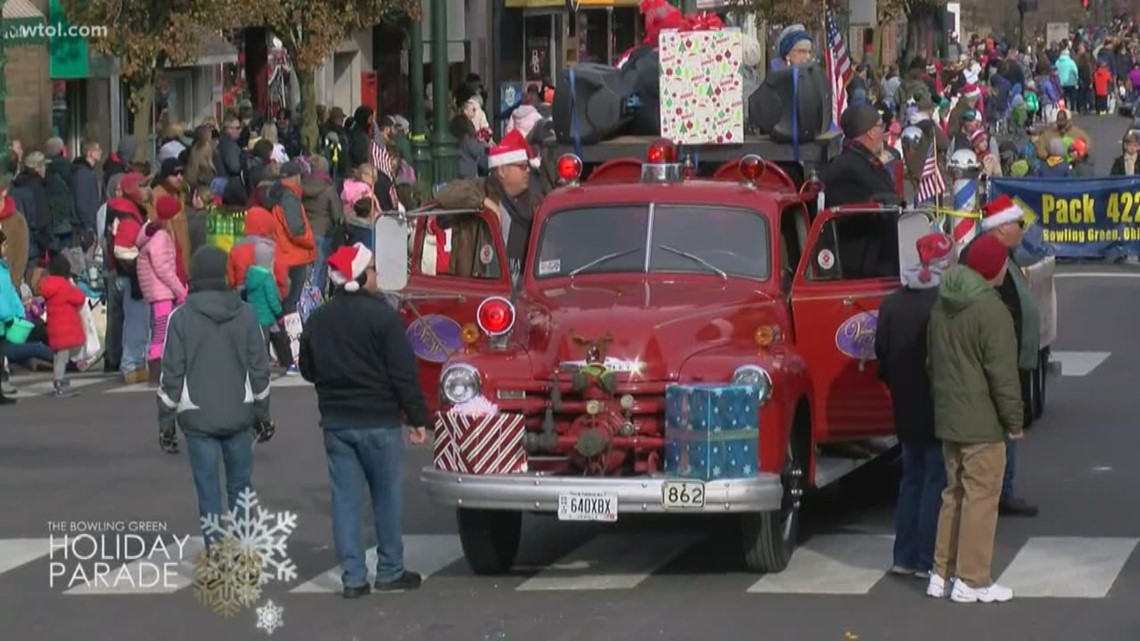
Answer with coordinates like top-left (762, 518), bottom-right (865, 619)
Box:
top-left (680, 12), bottom-right (724, 31)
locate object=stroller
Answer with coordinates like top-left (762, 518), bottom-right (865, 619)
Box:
top-left (59, 229), bottom-right (106, 370)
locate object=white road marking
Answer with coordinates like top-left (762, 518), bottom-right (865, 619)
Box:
top-left (747, 534), bottom-right (894, 594)
top-left (1051, 351), bottom-right (1111, 377)
top-left (105, 382), bottom-right (152, 394)
top-left (0, 538), bottom-right (51, 575)
top-left (997, 537), bottom-right (1138, 598)
top-left (106, 376), bottom-right (309, 394)
top-left (1055, 272), bottom-right (1140, 279)
top-left (290, 535), bottom-right (464, 593)
top-left (515, 533), bottom-right (699, 591)
top-left (10, 377), bottom-right (107, 398)
top-left (64, 537), bottom-right (205, 595)
top-left (270, 375), bottom-right (312, 388)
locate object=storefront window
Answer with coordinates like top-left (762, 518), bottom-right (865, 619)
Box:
top-left (523, 14), bottom-right (554, 81)
top-left (612, 8), bottom-right (638, 61)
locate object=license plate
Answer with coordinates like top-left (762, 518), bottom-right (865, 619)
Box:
top-left (557, 491), bottom-right (618, 522)
top-left (661, 480), bottom-right (705, 510)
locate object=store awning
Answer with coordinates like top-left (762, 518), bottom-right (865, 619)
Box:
top-left (168, 30), bottom-right (239, 68)
top-left (505, 0), bottom-right (640, 7)
top-left (4, 0), bottom-right (47, 47)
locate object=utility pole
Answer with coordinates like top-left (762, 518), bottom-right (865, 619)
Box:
top-left (408, 3), bottom-right (432, 185)
top-left (429, 0), bottom-right (458, 185)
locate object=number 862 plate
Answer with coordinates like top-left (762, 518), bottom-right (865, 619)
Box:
top-left (661, 480), bottom-right (705, 509)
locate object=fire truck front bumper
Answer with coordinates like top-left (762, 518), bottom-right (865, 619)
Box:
top-left (420, 467), bottom-right (785, 514)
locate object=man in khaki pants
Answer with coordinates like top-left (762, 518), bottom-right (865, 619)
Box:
top-left (925, 233), bottom-right (1024, 603)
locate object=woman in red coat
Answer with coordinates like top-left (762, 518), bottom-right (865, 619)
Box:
top-left (37, 253), bottom-right (87, 397)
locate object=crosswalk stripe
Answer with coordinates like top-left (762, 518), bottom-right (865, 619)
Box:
top-left (747, 534), bottom-right (894, 594)
top-left (290, 535), bottom-right (464, 593)
top-left (0, 538), bottom-right (51, 575)
top-left (63, 537), bottom-right (205, 595)
top-left (104, 376), bottom-right (310, 395)
top-left (996, 536), bottom-right (1138, 598)
top-left (515, 533), bottom-right (700, 591)
top-left (10, 377), bottom-right (107, 398)
top-left (1052, 351), bottom-right (1111, 377)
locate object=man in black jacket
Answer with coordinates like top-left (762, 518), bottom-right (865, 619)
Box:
top-left (876, 232), bottom-right (956, 580)
top-left (821, 104), bottom-right (900, 207)
top-left (298, 242), bottom-right (429, 598)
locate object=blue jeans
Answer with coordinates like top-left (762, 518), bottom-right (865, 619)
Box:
top-left (5, 341), bottom-right (54, 364)
top-left (893, 441), bottom-right (946, 572)
top-left (323, 427), bottom-right (405, 587)
top-left (1002, 440), bottom-right (1017, 502)
top-left (312, 235), bottom-right (334, 296)
top-left (117, 275), bottom-right (149, 374)
top-left (185, 430), bottom-right (254, 543)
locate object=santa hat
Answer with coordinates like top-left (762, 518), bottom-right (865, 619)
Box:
top-left (961, 83), bottom-right (981, 99)
top-left (327, 243), bottom-right (374, 292)
top-left (980, 194), bottom-right (1024, 231)
top-left (487, 129), bottom-right (532, 169)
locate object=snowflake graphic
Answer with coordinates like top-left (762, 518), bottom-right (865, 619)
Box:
top-left (200, 487), bottom-right (299, 586)
top-left (255, 599), bottom-right (285, 635)
top-left (193, 537), bottom-right (263, 618)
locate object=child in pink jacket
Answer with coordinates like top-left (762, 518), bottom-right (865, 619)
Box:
top-left (137, 196), bottom-right (188, 386)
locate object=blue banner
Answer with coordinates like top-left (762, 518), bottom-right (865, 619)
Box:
top-left (991, 176), bottom-right (1140, 259)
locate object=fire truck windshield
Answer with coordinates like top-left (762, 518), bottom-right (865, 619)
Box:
top-left (533, 205), bottom-right (771, 281)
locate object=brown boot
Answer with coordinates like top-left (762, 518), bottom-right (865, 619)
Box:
top-left (124, 368), bottom-right (148, 385)
top-left (147, 359), bottom-right (162, 387)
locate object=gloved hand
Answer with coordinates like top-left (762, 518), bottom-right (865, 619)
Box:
top-left (159, 428), bottom-right (179, 455)
top-left (254, 418), bottom-right (276, 443)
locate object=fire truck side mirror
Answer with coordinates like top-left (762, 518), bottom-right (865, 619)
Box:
top-left (374, 215), bottom-right (409, 292)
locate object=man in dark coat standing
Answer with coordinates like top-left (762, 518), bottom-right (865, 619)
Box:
top-left (877, 232), bottom-right (956, 579)
top-left (959, 195), bottom-right (1039, 517)
top-left (821, 103), bottom-right (900, 207)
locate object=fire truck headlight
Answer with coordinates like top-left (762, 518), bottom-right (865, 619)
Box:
top-left (733, 365), bottom-right (773, 405)
top-left (440, 364), bottom-right (481, 405)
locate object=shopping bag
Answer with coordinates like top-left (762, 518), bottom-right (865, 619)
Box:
top-left (78, 302), bottom-right (102, 364)
top-left (297, 264), bottom-right (323, 325)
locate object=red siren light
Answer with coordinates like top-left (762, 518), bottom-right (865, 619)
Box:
top-left (739, 154), bottom-right (766, 183)
top-left (476, 297), bottom-right (516, 336)
top-left (557, 154), bottom-right (582, 184)
top-left (647, 138), bottom-right (678, 164)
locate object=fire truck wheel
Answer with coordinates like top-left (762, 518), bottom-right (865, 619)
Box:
top-left (456, 508), bottom-right (522, 575)
top-left (741, 414), bottom-right (809, 573)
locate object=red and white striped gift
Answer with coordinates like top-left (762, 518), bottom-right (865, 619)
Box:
top-left (433, 412), bottom-right (527, 475)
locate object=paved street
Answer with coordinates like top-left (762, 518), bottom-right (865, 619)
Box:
top-left (2, 115), bottom-right (1139, 641)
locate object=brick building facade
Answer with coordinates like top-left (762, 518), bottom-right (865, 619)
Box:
top-left (4, 0), bottom-right (53, 150)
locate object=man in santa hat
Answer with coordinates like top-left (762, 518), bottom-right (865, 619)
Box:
top-left (434, 128), bottom-right (540, 281)
top-left (959, 195), bottom-right (1040, 518)
top-left (298, 242), bottom-right (431, 598)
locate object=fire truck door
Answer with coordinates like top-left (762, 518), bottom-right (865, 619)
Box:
top-left (398, 209), bottom-right (512, 411)
top-left (789, 208), bottom-right (899, 441)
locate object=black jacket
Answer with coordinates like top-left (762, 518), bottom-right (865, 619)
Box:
top-left (214, 134), bottom-right (244, 180)
top-left (820, 142), bottom-right (898, 207)
top-left (11, 171), bottom-right (52, 257)
top-left (347, 106), bottom-right (375, 170)
top-left (875, 286), bottom-right (939, 444)
top-left (299, 291), bottom-right (431, 429)
top-left (71, 157), bottom-right (100, 231)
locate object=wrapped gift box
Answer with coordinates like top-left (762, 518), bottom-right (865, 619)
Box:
top-left (664, 384), bottom-right (760, 480)
top-left (658, 28), bottom-right (744, 145)
top-left (433, 411), bottom-right (527, 474)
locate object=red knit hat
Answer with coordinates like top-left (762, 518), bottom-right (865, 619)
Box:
top-left (965, 233), bottom-right (1007, 281)
top-left (915, 232), bottom-right (955, 284)
top-left (155, 195), bottom-right (180, 221)
top-left (119, 172), bottom-right (147, 204)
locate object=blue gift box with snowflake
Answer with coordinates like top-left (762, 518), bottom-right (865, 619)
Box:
top-left (663, 383), bottom-right (760, 480)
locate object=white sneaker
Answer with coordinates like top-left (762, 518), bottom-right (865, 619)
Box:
top-left (926, 574), bottom-right (948, 598)
top-left (889, 564), bottom-right (916, 575)
top-left (950, 578), bottom-right (1014, 603)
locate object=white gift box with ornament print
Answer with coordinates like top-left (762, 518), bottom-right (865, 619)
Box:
top-left (658, 28), bottom-right (744, 145)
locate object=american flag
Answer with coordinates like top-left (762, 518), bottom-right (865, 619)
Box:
top-left (824, 9), bottom-right (853, 126)
top-left (916, 142), bottom-right (945, 204)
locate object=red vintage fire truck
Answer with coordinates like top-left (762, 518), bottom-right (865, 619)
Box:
top-left (377, 135), bottom-right (916, 575)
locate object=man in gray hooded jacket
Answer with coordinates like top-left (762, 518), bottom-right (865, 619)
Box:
top-left (158, 245), bottom-right (273, 538)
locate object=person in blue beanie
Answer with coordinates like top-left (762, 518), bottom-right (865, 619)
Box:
top-left (774, 25), bottom-right (814, 68)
